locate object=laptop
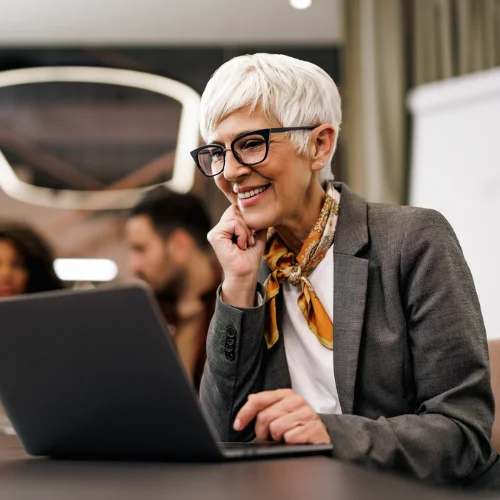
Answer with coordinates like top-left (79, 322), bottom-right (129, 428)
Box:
top-left (0, 283), bottom-right (332, 460)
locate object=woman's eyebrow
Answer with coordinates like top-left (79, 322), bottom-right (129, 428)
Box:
top-left (208, 139), bottom-right (225, 146)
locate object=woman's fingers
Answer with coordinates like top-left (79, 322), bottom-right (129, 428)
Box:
top-left (283, 420), bottom-right (331, 445)
top-left (253, 392), bottom-right (305, 441)
top-left (267, 405), bottom-right (316, 442)
top-left (234, 389), bottom-right (290, 431)
top-left (208, 219), bottom-right (249, 250)
top-left (207, 204), bottom-right (265, 296)
top-left (234, 389), bottom-right (331, 445)
top-left (223, 205), bottom-right (257, 246)
top-left (211, 205), bottom-right (254, 249)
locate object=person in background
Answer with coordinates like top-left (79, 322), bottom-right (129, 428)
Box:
top-left (0, 221), bottom-right (62, 299)
top-left (193, 53), bottom-right (499, 488)
top-left (0, 221), bottom-right (62, 424)
top-left (126, 186), bottom-right (221, 391)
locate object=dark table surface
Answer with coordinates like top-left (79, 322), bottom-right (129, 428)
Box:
top-left (0, 433), bottom-right (499, 500)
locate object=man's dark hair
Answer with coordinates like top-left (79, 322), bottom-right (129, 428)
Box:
top-left (129, 187), bottom-right (212, 250)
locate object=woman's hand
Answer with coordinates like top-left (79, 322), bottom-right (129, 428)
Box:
top-left (233, 389), bottom-right (331, 444)
top-left (207, 205), bottom-right (266, 307)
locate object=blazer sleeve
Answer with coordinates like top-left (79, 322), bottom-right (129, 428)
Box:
top-left (200, 284), bottom-right (267, 442)
top-left (320, 209), bottom-right (496, 484)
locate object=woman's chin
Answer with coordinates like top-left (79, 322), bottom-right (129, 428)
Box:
top-left (242, 215), bottom-right (274, 233)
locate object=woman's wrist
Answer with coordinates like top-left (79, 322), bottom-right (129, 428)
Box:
top-left (222, 276), bottom-right (258, 308)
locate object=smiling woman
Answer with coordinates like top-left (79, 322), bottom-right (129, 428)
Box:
top-left (196, 53), bottom-right (500, 489)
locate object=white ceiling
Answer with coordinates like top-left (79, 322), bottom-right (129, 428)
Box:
top-left (0, 0), bottom-right (343, 46)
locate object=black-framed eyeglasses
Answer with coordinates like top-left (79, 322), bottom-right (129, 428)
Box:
top-left (190, 126), bottom-right (317, 177)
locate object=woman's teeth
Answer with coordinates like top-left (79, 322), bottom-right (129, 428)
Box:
top-left (237, 185), bottom-right (269, 199)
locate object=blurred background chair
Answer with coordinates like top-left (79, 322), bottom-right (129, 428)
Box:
top-left (488, 339), bottom-right (500, 452)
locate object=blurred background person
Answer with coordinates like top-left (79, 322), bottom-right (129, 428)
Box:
top-left (0, 220), bottom-right (62, 422)
top-left (126, 186), bottom-right (221, 390)
top-left (0, 221), bottom-right (62, 298)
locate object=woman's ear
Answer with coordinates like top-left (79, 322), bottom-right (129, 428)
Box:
top-left (310, 125), bottom-right (336, 171)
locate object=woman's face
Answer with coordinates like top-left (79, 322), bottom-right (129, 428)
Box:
top-left (0, 240), bottom-right (29, 297)
top-left (211, 108), bottom-right (324, 233)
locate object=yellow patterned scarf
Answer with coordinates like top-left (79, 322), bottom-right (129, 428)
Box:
top-left (263, 182), bottom-right (340, 350)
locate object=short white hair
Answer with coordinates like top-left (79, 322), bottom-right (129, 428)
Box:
top-left (199, 53), bottom-right (342, 183)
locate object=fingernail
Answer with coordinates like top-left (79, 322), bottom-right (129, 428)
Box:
top-left (250, 235), bottom-right (255, 245)
top-left (233, 418), bottom-right (242, 431)
top-left (244, 242), bottom-right (247, 250)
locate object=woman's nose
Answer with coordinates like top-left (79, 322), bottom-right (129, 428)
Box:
top-left (223, 151), bottom-right (251, 181)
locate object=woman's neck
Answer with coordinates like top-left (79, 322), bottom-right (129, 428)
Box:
top-left (275, 181), bottom-right (326, 255)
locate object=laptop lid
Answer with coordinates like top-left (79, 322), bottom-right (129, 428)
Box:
top-left (0, 284), bottom-right (224, 460)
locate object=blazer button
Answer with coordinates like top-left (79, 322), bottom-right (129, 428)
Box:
top-left (224, 327), bottom-right (236, 360)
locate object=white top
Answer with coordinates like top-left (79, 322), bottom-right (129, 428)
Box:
top-left (282, 246), bottom-right (342, 415)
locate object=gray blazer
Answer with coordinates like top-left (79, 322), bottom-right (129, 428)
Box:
top-left (200, 182), bottom-right (498, 486)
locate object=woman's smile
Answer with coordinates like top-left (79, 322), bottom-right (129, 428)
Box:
top-left (235, 184), bottom-right (271, 208)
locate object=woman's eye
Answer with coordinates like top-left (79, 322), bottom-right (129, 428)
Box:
top-left (242, 140), bottom-right (265, 150)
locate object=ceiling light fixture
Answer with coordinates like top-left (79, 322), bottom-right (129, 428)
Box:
top-left (0, 66), bottom-right (201, 210)
top-left (290, 0), bottom-right (312, 9)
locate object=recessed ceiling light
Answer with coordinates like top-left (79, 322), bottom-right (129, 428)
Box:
top-left (290, 0), bottom-right (312, 9)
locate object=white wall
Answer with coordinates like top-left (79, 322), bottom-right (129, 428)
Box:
top-left (0, 0), bottom-right (343, 46)
top-left (408, 67), bottom-right (500, 338)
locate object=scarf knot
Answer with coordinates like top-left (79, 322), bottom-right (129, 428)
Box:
top-left (283, 264), bottom-right (302, 286)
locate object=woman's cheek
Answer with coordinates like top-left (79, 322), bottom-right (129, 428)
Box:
top-left (15, 269), bottom-right (29, 294)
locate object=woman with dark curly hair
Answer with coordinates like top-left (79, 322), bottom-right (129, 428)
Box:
top-left (0, 221), bottom-right (63, 298)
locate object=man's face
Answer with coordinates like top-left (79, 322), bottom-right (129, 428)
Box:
top-left (126, 215), bottom-right (178, 293)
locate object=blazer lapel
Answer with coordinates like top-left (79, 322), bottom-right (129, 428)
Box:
top-left (333, 183), bottom-right (369, 415)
